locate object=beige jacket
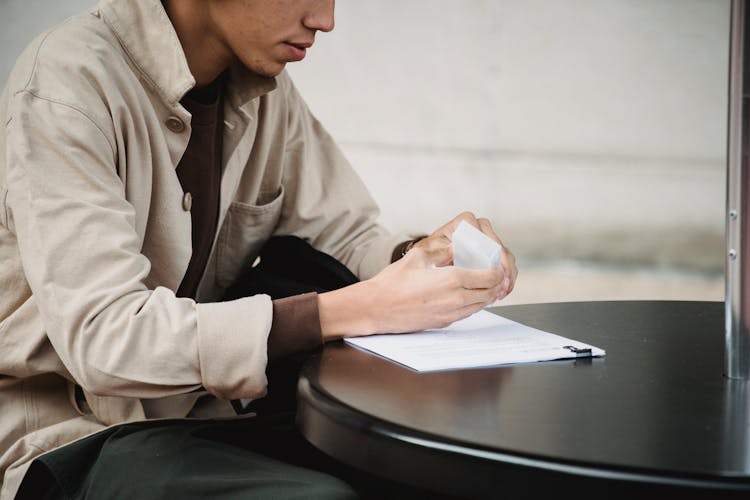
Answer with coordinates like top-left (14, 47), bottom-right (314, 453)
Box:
top-left (0, 0), bottom-right (406, 496)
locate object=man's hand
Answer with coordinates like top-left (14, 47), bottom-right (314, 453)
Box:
top-left (411, 212), bottom-right (517, 300)
top-left (318, 212), bottom-right (518, 341)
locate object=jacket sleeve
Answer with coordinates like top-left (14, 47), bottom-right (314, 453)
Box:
top-left (274, 75), bottom-right (415, 280)
top-left (5, 91), bottom-right (270, 401)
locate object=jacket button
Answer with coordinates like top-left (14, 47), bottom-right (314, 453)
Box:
top-left (166, 116), bottom-right (185, 133)
top-left (182, 192), bottom-right (192, 211)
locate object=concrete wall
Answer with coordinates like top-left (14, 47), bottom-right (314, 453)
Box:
top-left (286, 0), bottom-right (730, 274)
top-left (1, 0), bottom-right (731, 287)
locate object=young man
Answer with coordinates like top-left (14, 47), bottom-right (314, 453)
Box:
top-left (0, 0), bottom-right (518, 498)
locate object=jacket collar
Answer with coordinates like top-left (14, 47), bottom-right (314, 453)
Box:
top-left (97, 0), bottom-right (277, 107)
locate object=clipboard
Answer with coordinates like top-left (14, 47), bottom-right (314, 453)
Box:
top-left (344, 309), bottom-right (605, 372)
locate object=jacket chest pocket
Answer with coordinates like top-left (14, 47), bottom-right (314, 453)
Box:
top-left (215, 187), bottom-right (285, 289)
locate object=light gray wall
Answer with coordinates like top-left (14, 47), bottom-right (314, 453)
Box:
top-left (287, 0), bottom-right (730, 273)
top-left (1, 0), bottom-right (731, 275)
top-left (0, 0), bottom-right (94, 81)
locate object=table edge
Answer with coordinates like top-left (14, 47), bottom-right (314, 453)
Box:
top-left (297, 376), bottom-right (750, 496)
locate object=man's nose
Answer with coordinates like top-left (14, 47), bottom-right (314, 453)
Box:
top-left (303, 0), bottom-right (335, 33)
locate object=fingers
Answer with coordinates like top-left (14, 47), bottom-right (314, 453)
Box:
top-left (438, 269), bottom-right (499, 307)
top-left (431, 287), bottom-right (498, 330)
top-left (424, 211), bottom-right (519, 300)
top-left (448, 211), bottom-right (484, 237)
top-left (431, 211), bottom-right (481, 241)
top-left (460, 285), bottom-right (503, 308)
top-left (476, 217), bottom-right (503, 247)
top-left (449, 301), bottom-right (491, 326)
top-left (473, 216), bottom-right (518, 297)
top-left (453, 265), bottom-right (504, 290)
top-left (500, 246), bottom-right (518, 295)
top-left (445, 214), bottom-right (505, 257)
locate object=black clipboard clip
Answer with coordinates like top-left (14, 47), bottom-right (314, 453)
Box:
top-left (563, 345), bottom-right (592, 357)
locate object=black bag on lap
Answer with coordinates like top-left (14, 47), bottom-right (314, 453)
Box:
top-left (223, 235), bottom-right (359, 415)
top-left (223, 235), bottom-right (359, 301)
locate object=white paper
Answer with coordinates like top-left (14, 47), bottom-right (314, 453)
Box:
top-left (344, 309), bottom-right (605, 372)
top-left (452, 220), bottom-right (502, 269)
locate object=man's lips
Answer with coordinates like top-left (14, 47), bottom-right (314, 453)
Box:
top-left (284, 41), bottom-right (313, 61)
top-left (287, 41), bottom-right (313, 49)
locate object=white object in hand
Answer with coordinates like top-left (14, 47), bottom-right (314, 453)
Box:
top-left (452, 220), bottom-right (502, 269)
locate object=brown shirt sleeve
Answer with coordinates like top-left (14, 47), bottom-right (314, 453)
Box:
top-left (270, 238), bottom-right (429, 361)
top-left (267, 292), bottom-right (323, 362)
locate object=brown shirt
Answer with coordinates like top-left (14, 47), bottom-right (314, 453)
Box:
top-left (177, 80), bottom-right (322, 361)
top-left (176, 79), bottom-right (223, 299)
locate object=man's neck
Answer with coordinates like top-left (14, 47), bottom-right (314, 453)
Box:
top-left (163, 0), bottom-right (235, 88)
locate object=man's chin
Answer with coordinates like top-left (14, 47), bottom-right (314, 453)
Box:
top-left (245, 61), bottom-right (287, 79)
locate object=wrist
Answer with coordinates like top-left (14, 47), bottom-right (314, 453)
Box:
top-left (318, 281), bottom-right (378, 341)
top-left (393, 236), bottom-right (427, 262)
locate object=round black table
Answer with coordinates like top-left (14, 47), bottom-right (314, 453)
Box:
top-left (296, 301), bottom-right (750, 499)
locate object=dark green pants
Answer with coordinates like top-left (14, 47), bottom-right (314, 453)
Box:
top-left (16, 414), bottom-right (358, 500)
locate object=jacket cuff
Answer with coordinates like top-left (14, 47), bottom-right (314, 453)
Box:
top-left (268, 292), bottom-right (322, 362)
top-left (195, 295), bottom-right (272, 400)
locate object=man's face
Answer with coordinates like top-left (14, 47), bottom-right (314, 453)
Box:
top-left (209, 0), bottom-right (335, 77)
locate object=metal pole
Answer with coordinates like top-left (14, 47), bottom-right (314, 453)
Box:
top-left (726, 0), bottom-right (750, 380)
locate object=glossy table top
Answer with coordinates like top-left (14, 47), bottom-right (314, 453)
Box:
top-left (297, 301), bottom-right (750, 497)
